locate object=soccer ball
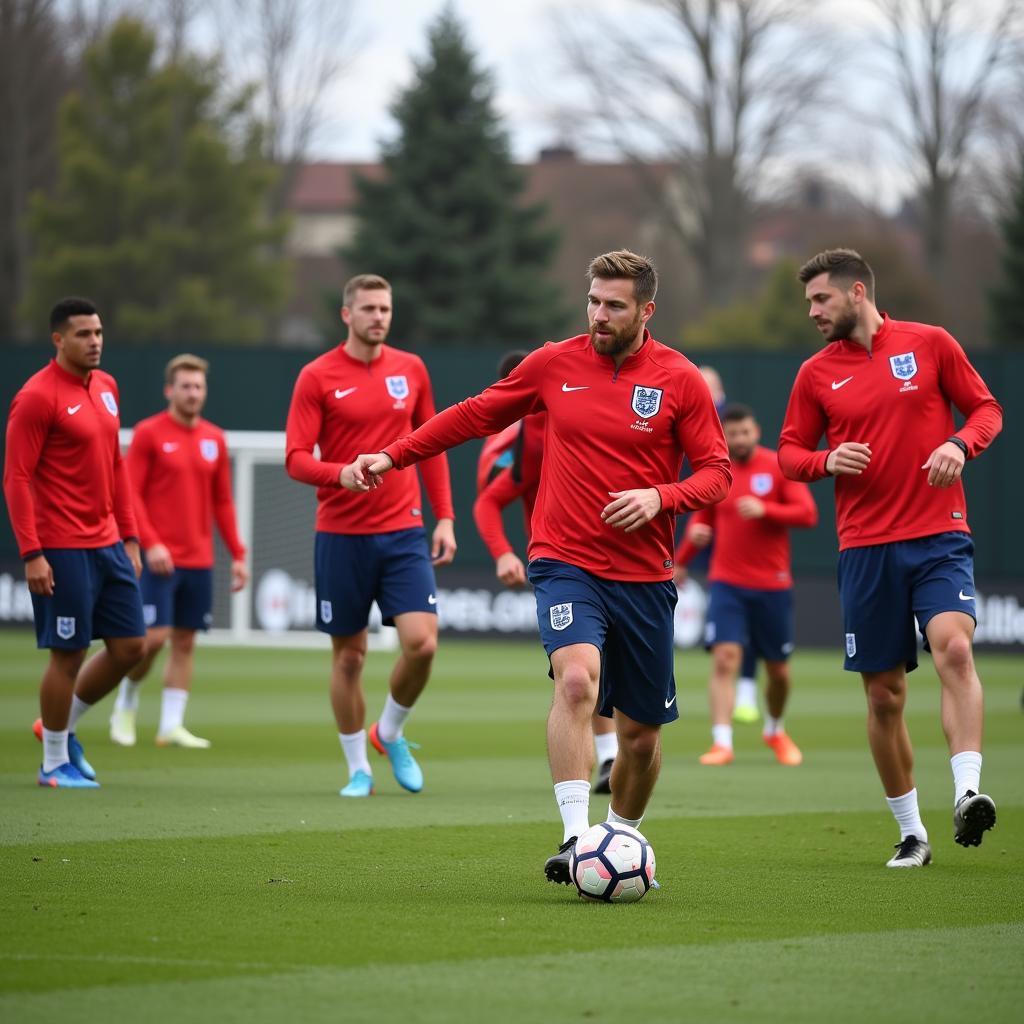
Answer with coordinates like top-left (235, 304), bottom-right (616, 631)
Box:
top-left (569, 822), bottom-right (656, 903)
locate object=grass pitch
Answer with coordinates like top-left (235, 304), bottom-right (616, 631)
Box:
top-left (1, 632), bottom-right (1021, 1023)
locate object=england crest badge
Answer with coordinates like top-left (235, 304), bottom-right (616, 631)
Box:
top-left (385, 375), bottom-right (409, 401)
top-left (631, 385), bottom-right (663, 419)
top-left (889, 352), bottom-right (918, 381)
top-left (320, 600), bottom-right (333, 625)
top-left (56, 616), bottom-right (76, 640)
top-left (549, 603), bottom-right (573, 631)
top-left (751, 473), bottom-right (773, 496)
top-left (100, 391), bottom-right (118, 417)
top-left (199, 438), bottom-right (219, 462)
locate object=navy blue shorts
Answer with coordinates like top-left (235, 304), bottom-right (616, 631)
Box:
top-left (740, 644), bottom-right (759, 679)
top-left (31, 544), bottom-right (146, 650)
top-left (140, 567), bottom-right (213, 631)
top-left (704, 582), bottom-right (794, 662)
top-left (315, 528), bottom-right (437, 636)
top-left (528, 558), bottom-right (679, 727)
top-left (837, 531), bottom-right (977, 674)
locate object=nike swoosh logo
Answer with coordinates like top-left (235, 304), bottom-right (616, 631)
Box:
top-left (335, 387), bottom-right (357, 399)
top-left (831, 376), bottom-right (854, 390)
top-left (664, 694), bottom-right (677, 709)
top-left (561, 383), bottom-right (590, 392)
top-left (427, 594), bottom-right (437, 605)
top-left (958, 590), bottom-right (974, 601)
top-left (67, 405), bottom-right (82, 415)
top-left (162, 442), bottom-right (179, 453)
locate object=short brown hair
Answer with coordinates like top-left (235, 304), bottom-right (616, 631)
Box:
top-left (798, 248), bottom-right (875, 301)
top-left (343, 273), bottom-right (391, 307)
top-left (165, 353), bottom-right (209, 385)
top-left (588, 249), bottom-right (658, 305)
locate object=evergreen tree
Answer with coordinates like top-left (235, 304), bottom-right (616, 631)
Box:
top-left (989, 164), bottom-right (1024, 348)
top-left (22, 18), bottom-right (287, 343)
top-left (340, 7), bottom-right (565, 347)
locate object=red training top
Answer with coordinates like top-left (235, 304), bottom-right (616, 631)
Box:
top-left (383, 332), bottom-right (731, 582)
top-left (778, 315), bottom-right (1002, 550)
top-left (473, 411), bottom-right (546, 559)
top-left (675, 445), bottom-right (817, 590)
top-left (126, 411), bottom-right (246, 568)
top-left (3, 359), bottom-right (138, 557)
top-left (285, 344), bottom-right (454, 534)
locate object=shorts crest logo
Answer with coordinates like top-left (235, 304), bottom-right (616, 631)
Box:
top-left (56, 616), bottom-right (76, 640)
top-left (199, 439), bottom-right (219, 462)
top-left (751, 473), bottom-right (773, 496)
top-left (320, 600), bottom-right (333, 624)
top-left (100, 391), bottom-right (118, 417)
top-left (846, 632), bottom-right (857, 657)
top-left (631, 385), bottom-right (663, 419)
top-left (889, 352), bottom-right (918, 381)
top-left (385, 376), bottom-right (409, 400)
top-left (143, 604), bottom-right (157, 626)
top-left (550, 602), bottom-right (573, 631)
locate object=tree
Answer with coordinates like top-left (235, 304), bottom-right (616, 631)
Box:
top-left (340, 7), bottom-right (565, 347)
top-left (989, 162), bottom-right (1024, 347)
top-left (22, 18), bottom-right (287, 343)
top-left (554, 0), bottom-right (837, 310)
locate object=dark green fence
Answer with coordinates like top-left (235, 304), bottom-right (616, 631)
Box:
top-left (2, 342), bottom-right (1017, 578)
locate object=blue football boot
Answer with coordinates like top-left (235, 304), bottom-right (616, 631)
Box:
top-left (368, 722), bottom-right (423, 792)
top-left (340, 769), bottom-right (374, 798)
top-left (38, 763), bottom-right (100, 789)
top-left (33, 718), bottom-right (97, 781)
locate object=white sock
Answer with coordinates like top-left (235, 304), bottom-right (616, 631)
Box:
top-left (594, 730), bottom-right (618, 763)
top-left (114, 678), bottom-right (140, 713)
top-left (376, 694), bottom-right (411, 744)
top-left (68, 695), bottom-right (91, 731)
top-left (607, 806), bottom-right (643, 829)
top-left (950, 750), bottom-right (982, 803)
top-left (42, 727), bottom-right (69, 772)
top-left (763, 715), bottom-right (783, 738)
top-left (339, 730), bottom-right (372, 778)
top-left (554, 780), bottom-right (590, 843)
top-left (885, 788), bottom-right (928, 842)
top-left (712, 724), bottom-right (733, 750)
top-left (736, 677), bottom-right (758, 708)
top-left (159, 688), bottom-right (188, 734)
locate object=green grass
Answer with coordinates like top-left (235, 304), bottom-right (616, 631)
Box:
top-left (1, 632), bottom-right (1021, 1023)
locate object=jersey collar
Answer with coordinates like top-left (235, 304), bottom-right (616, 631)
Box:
top-left (49, 358), bottom-right (92, 387)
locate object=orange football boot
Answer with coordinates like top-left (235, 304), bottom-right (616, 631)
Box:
top-left (764, 732), bottom-right (803, 766)
top-left (699, 743), bottom-right (734, 766)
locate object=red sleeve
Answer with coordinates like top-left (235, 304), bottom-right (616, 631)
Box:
top-left (473, 468), bottom-right (527, 560)
top-left (411, 361), bottom-right (455, 521)
top-left (935, 331), bottom-right (1003, 457)
top-left (213, 433), bottom-right (246, 560)
top-left (654, 375), bottom-right (731, 514)
top-left (778, 363), bottom-right (831, 481)
top-left (673, 507), bottom-right (714, 567)
top-left (759, 478), bottom-right (818, 528)
top-left (125, 424), bottom-right (160, 549)
top-left (285, 366), bottom-right (343, 487)
top-left (2, 387), bottom-right (51, 558)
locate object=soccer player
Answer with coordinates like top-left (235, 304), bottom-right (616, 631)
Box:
top-left (109, 354), bottom-right (249, 749)
top-left (675, 403), bottom-right (817, 766)
top-left (285, 274), bottom-right (456, 797)
top-left (341, 250), bottom-right (731, 884)
top-left (474, 350), bottom-right (619, 795)
top-left (4, 297), bottom-right (146, 788)
top-left (779, 248), bottom-right (1003, 867)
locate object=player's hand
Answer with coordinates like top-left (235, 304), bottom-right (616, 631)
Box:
top-left (922, 441), bottom-right (965, 488)
top-left (230, 559), bottom-right (250, 592)
top-left (826, 441), bottom-right (871, 476)
top-left (431, 518), bottom-right (457, 566)
top-left (602, 488), bottom-right (662, 533)
top-left (687, 523), bottom-right (713, 548)
top-left (496, 552), bottom-right (526, 587)
top-left (736, 496), bottom-right (766, 519)
top-left (340, 452), bottom-right (393, 492)
top-left (125, 539), bottom-right (143, 578)
top-left (25, 555), bottom-right (54, 596)
top-left (145, 543), bottom-right (174, 575)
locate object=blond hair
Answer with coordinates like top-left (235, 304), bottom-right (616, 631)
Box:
top-left (164, 353), bottom-right (209, 385)
top-left (343, 273), bottom-right (392, 307)
top-left (588, 249), bottom-right (658, 305)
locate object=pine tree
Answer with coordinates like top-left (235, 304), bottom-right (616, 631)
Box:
top-left (22, 18), bottom-right (287, 343)
top-left (340, 7), bottom-right (565, 347)
top-left (989, 164), bottom-right (1024, 347)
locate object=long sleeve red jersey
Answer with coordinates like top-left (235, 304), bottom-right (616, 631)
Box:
top-left (473, 411), bottom-right (545, 559)
top-left (126, 411), bottom-right (246, 568)
top-left (778, 315), bottom-right (1002, 550)
top-left (675, 445), bottom-right (817, 590)
top-left (285, 344), bottom-right (454, 534)
top-left (3, 360), bottom-right (137, 558)
top-left (383, 332), bottom-right (731, 583)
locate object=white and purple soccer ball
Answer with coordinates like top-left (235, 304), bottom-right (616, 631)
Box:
top-left (569, 822), bottom-right (656, 903)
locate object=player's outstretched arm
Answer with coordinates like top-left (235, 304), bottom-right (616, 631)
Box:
top-left (340, 452), bottom-right (394, 492)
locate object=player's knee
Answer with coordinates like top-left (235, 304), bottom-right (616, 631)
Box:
top-left (170, 631), bottom-right (196, 656)
top-left (333, 645), bottom-right (366, 678)
top-left (934, 631), bottom-right (973, 675)
top-left (866, 680), bottom-right (903, 717)
top-left (555, 664), bottom-right (598, 709)
top-left (401, 630), bottom-right (437, 663)
top-left (114, 636), bottom-right (146, 667)
top-left (621, 726), bottom-right (659, 763)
